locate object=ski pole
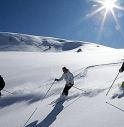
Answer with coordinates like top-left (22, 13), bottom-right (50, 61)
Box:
top-left (41, 80), bottom-right (55, 102)
top-left (2, 89), bottom-right (15, 95)
top-left (106, 72), bottom-right (120, 96)
top-left (106, 101), bottom-right (124, 113)
top-left (23, 80), bottom-right (55, 127)
top-left (72, 86), bottom-right (87, 92)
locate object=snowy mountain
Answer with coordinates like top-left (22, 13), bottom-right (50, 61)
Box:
top-left (0, 32), bottom-right (113, 52)
top-left (0, 32), bottom-right (87, 52)
top-left (0, 32), bottom-right (124, 127)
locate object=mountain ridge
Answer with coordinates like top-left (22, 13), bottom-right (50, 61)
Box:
top-left (0, 32), bottom-right (110, 52)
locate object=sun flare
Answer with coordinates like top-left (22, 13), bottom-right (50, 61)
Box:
top-left (102, 0), bottom-right (116, 12)
top-left (87, 0), bottom-right (124, 40)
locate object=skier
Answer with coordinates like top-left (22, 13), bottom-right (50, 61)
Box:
top-left (119, 62), bottom-right (124, 88)
top-left (55, 67), bottom-right (74, 96)
top-left (0, 75), bottom-right (5, 96)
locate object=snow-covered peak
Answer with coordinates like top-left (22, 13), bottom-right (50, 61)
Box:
top-left (0, 32), bottom-right (83, 52)
top-left (0, 32), bottom-right (111, 52)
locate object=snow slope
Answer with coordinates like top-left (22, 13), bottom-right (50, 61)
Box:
top-left (0, 33), bottom-right (124, 127)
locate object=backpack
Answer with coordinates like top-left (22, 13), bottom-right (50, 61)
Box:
top-left (0, 75), bottom-right (5, 90)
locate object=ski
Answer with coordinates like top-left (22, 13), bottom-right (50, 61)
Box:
top-left (49, 96), bottom-right (68, 106)
top-left (49, 98), bottom-right (59, 105)
top-left (52, 99), bottom-right (66, 106)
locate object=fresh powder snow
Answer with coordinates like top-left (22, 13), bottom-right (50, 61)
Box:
top-left (0, 32), bottom-right (124, 127)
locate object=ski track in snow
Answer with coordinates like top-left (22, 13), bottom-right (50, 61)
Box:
top-left (74, 61), bottom-right (122, 79)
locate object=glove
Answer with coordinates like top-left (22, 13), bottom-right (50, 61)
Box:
top-left (55, 78), bottom-right (59, 81)
top-left (119, 68), bottom-right (123, 73)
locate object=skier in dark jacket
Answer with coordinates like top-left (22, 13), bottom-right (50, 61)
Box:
top-left (55, 67), bottom-right (74, 96)
top-left (119, 62), bottom-right (124, 88)
top-left (0, 75), bottom-right (5, 96)
top-left (119, 62), bottom-right (124, 73)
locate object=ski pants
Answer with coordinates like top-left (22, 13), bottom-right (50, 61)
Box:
top-left (62, 84), bottom-right (73, 96)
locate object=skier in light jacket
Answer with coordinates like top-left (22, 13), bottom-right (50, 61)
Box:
top-left (55, 67), bottom-right (74, 96)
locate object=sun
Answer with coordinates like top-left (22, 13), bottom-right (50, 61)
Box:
top-left (87, 0), bottom-right (122, 20)
top-left (87, 0), bottom-right (124, 40)
top-left (102, 0), bottom-right (116, 12)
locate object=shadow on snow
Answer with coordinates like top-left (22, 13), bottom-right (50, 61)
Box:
top-left (26, 100), bottom-right (64, 127)
top-left (25, 88), bottom-right (105, 127)
top-left (0, 87), bottom-right (63, 109)
top-left (0, 93), bottom-right (44, 109)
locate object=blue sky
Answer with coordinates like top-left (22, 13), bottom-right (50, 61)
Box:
top-left (0, 0), bottom-right (124, 48)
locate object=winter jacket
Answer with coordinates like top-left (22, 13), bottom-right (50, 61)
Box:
top-left (58, 71), bottom-right (74, 85)
top-left (120, 62), bottom-right (124, 72)
top-left (0, 75), bottom-right (5, 90)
